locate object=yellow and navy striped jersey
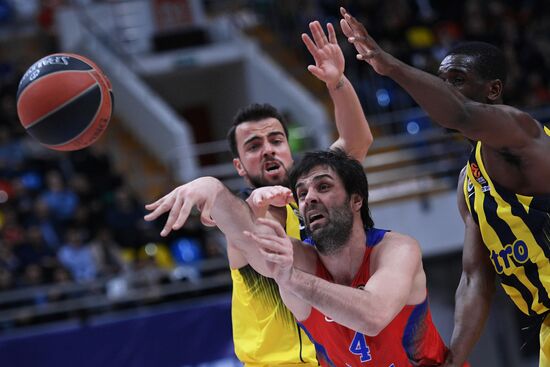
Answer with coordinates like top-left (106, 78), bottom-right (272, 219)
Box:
top-left (230, 203), bottom-right (317, 366)
top-left (463, 127), bottom-right (550, 316)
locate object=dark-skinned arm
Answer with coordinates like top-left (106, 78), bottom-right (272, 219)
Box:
top-left (339, 7), bottom-right (541, 151)
top-left (444, 170), bottom-right (496, 366)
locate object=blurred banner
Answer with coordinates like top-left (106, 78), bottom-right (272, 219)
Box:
top-left (0, 296), bottom-right (239, 367)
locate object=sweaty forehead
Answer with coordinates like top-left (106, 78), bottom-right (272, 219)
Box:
top-left (235, 118), bottom-right (285, 144)
top-left (438, 54), bottom-right (478, 74)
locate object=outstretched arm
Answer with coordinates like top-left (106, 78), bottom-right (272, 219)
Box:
top-left (145, 177), bottom-right (249, 237)
top-left (246, 219), bottom-right (424, 336)
top-left (303, 21), bottom-right (372, 161)
top-left (444, 171), bottom-right (496, 367)
top-left (339, 7), bottom-right (541, 151)
top-left (144, 177), bottom-right (280, 276)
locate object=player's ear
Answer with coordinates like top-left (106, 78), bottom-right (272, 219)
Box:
top-left (350, 193), bottom-right (363, 212)
top-left (487, 79), bottom-right (503, 102)
top-left (233, 158), bottom-right (246, 177)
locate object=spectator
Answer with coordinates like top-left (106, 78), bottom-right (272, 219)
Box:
top-left (27, 199), bottom-right (62, 250)
top-left (39, 170), bottom-right (79, 223)
top-left (90, 227), bottom-right (126, 277)
top-left (13, 225), bottom-right (57, 274)
top-left (57, 227), bottom-right (97, 283)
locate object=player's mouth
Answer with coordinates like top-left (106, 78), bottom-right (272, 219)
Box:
top-left (306, 211), bottom-right (326, 230)
top-left (263, 160), bottom-right (283, 177)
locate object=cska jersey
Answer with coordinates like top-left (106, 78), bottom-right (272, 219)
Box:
top-left (300, 228), bottom-right (448, 366)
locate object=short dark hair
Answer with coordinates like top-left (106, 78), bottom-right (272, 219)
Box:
top-left (289, 149), bottom-right (374, 229)
top-left (446, 41), bottom-right (507, 85)
top-left (227, 103), bottom-right (289, 158)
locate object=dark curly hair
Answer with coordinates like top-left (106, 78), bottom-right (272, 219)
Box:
top-left (289, 149), bottom-right (374, 229)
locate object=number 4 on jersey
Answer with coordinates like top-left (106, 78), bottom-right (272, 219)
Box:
top-left (349, 332), bottom-right (372, 362)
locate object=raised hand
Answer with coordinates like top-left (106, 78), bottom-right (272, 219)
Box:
top-left (339, 7), bottom-right (395, 76)
top-left (247, 185), bottom-right (294, 217)
top-left (144, 177), bottom-right (221, 237)
top-left (244, 217), bottom-right (294, 285)
top-left (302, 21), bottom-right (345, 89)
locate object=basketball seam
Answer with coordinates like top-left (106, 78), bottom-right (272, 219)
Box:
top-left (17, 69), bottom-right (94, 101)
top-left (25, 83), bottom-right (99, 129)
top-left (48, 79), bottom-right (107, 148)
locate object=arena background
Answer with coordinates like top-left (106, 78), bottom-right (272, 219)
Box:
top-left (0, 0), bottom-right (549, 366)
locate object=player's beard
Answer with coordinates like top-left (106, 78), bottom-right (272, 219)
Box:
top-left (308, 201), bottom-right (353, 255)
top-left (248, 173), bottom-right (290, 189)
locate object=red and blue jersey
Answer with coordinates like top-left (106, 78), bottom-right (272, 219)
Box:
top-left (300, 228), bottom-right (448, 366)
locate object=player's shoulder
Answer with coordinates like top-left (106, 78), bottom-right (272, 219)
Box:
top-left (382, 230), bottom-right (418, 244)
top-left (371, 231), bottom-right (422, 271)
top-left (377, 231), bottom-right (421, 255)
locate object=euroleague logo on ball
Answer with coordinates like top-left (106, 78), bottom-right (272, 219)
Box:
top-left (16, 53), bottom-right (113, 151)
top-left (22, 55), bottom-right (71, 82)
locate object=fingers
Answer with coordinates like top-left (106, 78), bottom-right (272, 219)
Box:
top-left (144, 203), bottom-right (163, 221)
top-left (200, 214), bottom-right (216, 227)
top-left (199, 200), bottom-right (216, 227)
top-left (252, 194), bottom-right (266, 207)
top-left (259, 248), bottom-right (290, 264)
top-left (252, 186), bottom-right (294, 207)
top-left (243, 231), bottom-right (292, 260)
top-left (172, 198), bottom-right (194, 231)
top-left (307, 64), bottom-right (324, 79)
top-left (340, 6), bottom-right (348, 17)
top-left (160, 193), bottom-right (184, 237)
top-left (144, 196), bottom-right (173, 222)
top-left (310, 20), bottom-right (328, 48)
top-left (144, 198), bottom-right (161, 211)
top-left (340, 18), bottom-right (353, 38)
top-left (301, 32), bottom-right (318, 58)
top-left (327, 22), bottom-right (337, 44)
top-left (357, 51), bottom-right (378, 60)
top-left (284, 191), bottom-right (294, 205)
top-left (340, 8), bottom-right (369, 38)
top-left (256, 217), bottom-right (287, 238)
top-left (343, 11), bottom-right (362, 29)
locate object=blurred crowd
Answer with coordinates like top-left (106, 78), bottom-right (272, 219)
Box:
top-left (249, 0), bottom-right (550, 114)
top-left (1, 0), bottom-right (550, 329)
top-left (0, 54), bottom-right (225, 328)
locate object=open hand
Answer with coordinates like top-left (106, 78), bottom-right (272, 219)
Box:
top-left (302, 21), bottom-right (345, 89)
top-left (144, 177), bottom-right (222, 236)
top-left (339, 7), bottom-right (394, 76)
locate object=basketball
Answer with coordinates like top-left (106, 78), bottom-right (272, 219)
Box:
top-left (16, 53), bottom-right (113, 151)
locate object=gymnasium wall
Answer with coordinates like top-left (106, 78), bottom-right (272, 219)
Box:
top-left (0, 297), bottom-right (237, 367)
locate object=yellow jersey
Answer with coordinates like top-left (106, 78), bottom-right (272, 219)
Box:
top-left (231, 203), bottom-right (318, 366)
top-left (463, 127), bottom-right (550, 316)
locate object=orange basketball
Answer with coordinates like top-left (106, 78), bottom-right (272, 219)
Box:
top-left (16, 53), bottom-right (113, 151)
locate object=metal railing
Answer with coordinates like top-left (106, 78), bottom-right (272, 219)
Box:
top-left (0, 257), bottom-right (230, 332)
